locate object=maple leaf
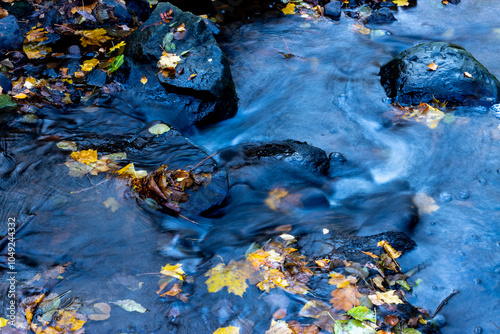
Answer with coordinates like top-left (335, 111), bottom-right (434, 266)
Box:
top-left (80, 58), bottom-right (99, 72)
top-left (281, 3), bottom-right (296, 15)
top-left (78, 28), bottom-right (112, 47)
top-left (71, 149), bottom-right (98, 165)
top-left (247, 249), bottom-right (283, 270)
top-left (141, 75), bottom-right (148, 85)
top-left (213, 325), bottom-right (240, 334)
top-left (205, 260), bottom-right (251, 297)
top-left (368, 290), bottom-right (404, 306)
top-left (158, 52), bottom-right (182, 71)
top-left (160, 263), bottom-right (186, 281)
top-left (330, 285), bottom-right (362, 311)
top-left (51, 310), bottom-right (86, 332)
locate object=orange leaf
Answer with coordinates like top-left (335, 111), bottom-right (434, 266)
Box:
top-left (330, 285), bottom-right (361, 311)
top-left (427, 62), bottom-right (438, 71)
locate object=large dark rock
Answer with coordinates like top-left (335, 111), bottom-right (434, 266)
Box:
top-left (380, 42), bottom-right (500, 106)
top-left (0, 15), bottom-right (23, 53)
top-left (125, 2), bottom-right (238, 127)
top-left (324, 1), bottom-right (342, 20)
top-left (0, 72), bottom-right (12, 93)
top-left (219, 140), bottom-right (331, 175)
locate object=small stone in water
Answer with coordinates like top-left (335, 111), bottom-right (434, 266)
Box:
top-left (473, 278), bottom-right (481, 285)
top-left (474, 326), bottom-right (482, 334)
top-left (489, 104), bottom-right (500, 119)
top-left (440, 192), bottom-right (452, 202)
top-left (477, 177), bottom-right (487, 185)
top-left (458, 190), bottom-right (470, 200)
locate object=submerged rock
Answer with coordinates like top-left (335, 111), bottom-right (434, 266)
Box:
top-left (219, 140), bottom-right (331, 175)
top-left (0, 15), bottom-right (23, 53)
top-left (366, 7), bottom-right (396, 23)
top-left (380, 42), bottom-right (500, 106)
top-left (125, 2), bottom-right (238, 127)
top-left (324, 1), bottom-right (342, 20)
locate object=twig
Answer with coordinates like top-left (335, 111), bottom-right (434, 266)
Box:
top-left (179, 214), bottom-right (199, 225)
top-left (283, 37), bottom-right (291, 55)
top-left (490, 320), bottom-right (500, 330)
top-left (433, 289), bottom-right (459, 317)
top-left (187, 152), bottom-right (218, 173)
top-left (71, 178), bottom-right (110, 194)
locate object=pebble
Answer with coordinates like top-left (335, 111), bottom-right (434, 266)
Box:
top-left (489, 103), bottom-right (500, 119)
top-left (440, 192), bottom-right (453, 202)
top-left (458, 190), bottom-right (470, 200)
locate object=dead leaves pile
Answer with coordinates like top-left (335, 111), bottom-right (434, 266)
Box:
top-left (389, 102), bottom-right (456, 129)
top-left (206, 237), bottom-right (431, 334)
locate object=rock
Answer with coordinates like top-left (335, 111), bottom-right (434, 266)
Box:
top-left (0, 73), bottom-right (12, 93)
top-left (102, 0), bottom-right (132, 24)
top-left (366, 8), bottom-right (396, 23)
top-left (219, 140), bottom-right (331, 175)
top-left (0, 16), bottom-right (23, 53)
top-left (125, 0), bottom-right (153, 22)
top-left (125, 2), bottom-right (238, 127)
top-left (380, 42), bottom-right (500, 106)
top-left (180, 170), bottom-right (228, 216)
top-left (324, 1), bottom-right (342, 20)
top-left (0, 94), bottom-right (16, 112)
top-left (86, 69), bottom-right (108, 87)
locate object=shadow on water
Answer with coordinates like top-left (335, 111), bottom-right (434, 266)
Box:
top-left (0, 0), bottom-right (499, 332)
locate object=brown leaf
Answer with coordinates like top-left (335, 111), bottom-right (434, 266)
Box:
top-left (427, 62), bottom-right (438, 71)
top-left (330, 285), bottom-right (361, 311)
top-left (272, 308), bottom-right (287, 320)
top-left (385, 314), bottom-right (399, 326)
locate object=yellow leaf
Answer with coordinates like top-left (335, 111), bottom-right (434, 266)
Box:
top-left (265, 188), bottom-right (288, 210)
top-left (23, 44), bottom-right (52, 59)
top-left (247, 249), bottom-right (283, 270)
top-left (362, 251), bottom-right (379, 258)
top-left (257, 268), bottom-right (289, 292)
top-left (80, 58), bottom-right (100, 72)
top-left (148, 123), bottom-right (170, 135)
top-left (427, 62), bottom-right (438, 71)
top-left (368, 290), bottom-right (404, 306)
top-left (25, 27), bottom-right (48, 43)
top-left (213, 325), bottom-right (240, 334)
top-left (54, 310), bottom-right (86, 332)
top-left (205, 260), bottom-right (251, 297)
top-left (24, 77), bottom-right (37, 89)
top-left (328, 272), bottom-right (357, 288)
top-left (315, 259), bottom-right (329, 268)
top-left (109, 41), bottom-right (126, 52)
top-left (464, 71), bottom-right (472, 78)
top-left (412, 193), bottom-right (439, 214)
top-left (70, 149), bottom-right (98, 165)
top-left (404, 103), bottom-right (445, 129)
top-left (330, 285), bottom-right (361, 311)
top-left (393, 0), bottom-right (409, 5)
top-left (78, 28), bottom-right (112, 48)
top-left (0, 317), bottom-right (8, 327)
top-left (265, 319), bottom-right (293, 334)
top-left (281, 3), bottom-right (296, 15)
top-left (161, 263), bottom-right (186, 281)
top-left (141, 75), bottom-right (148, 85)
top-left (63, 93), bottom-right (73, 104)
top-left (116, 163), bottom-right (148, 178)
top-left (377, 240), bottom-right (402, 259)
top-left (158, 52), bottom-right (182, 71)
top-left (74, 71), bottom-right (85, 78)
top-left (13, 93), bottom-right (28, 99)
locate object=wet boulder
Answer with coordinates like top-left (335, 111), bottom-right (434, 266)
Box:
top-left (380, 42), bottom-right (500, 106)
top-left (219, 140), bottom-right (331, 175)
top-left (324, 1), bottom-right (342, 20)
top-left (366, 8), bottom-right (396, 23)
top-left (0, 15), bottom-right (23, 53)
top-left (125, 2), bottom-right (238, 127)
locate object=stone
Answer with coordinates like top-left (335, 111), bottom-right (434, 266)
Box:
top-left (324, 1), bottom-right (342, 20)
top-left (0, 16), bottom-right (23, 53)
top-left (380, 42), bottom-right (500, 106)
top-left (125, 2), bottom-right (238, 127)
top-left (366, 8), bottom-right (396, 23)
top-left (0, 73), bottom-right (12, 93)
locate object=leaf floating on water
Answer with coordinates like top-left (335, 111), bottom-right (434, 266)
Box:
top-left (71, 149), bottom-right (98, 165)
top-left (111, 300), bottom-right (148, 313)
top-left (427, 62), bottom-right (438, 71)
top-left (87, 302), bottom-right (111, 321)
top-left (281, 3), bottom-right (296, 15)
top-left (412, 193), bottom-right (439, 214)
top-left (347, 306), bottom-right (376, 323)
top-left (213, 325), bottom-right (240, 334)
top-left (330, 285), bottom-right (362, 311)
top-left (160, 263), bottom-right (186, 281)
top-left (205, 260), bottom-right (252, 297)
top-left (265, 188), bottom-right (288, 210)
top-left (265, 319), bottom-right (293, 334)
top-left (329, 272), bottom-right (357, 289)
top-left (148, 123), bottom-right (170, 135)
top-left (140, 75), bottom-right (148, 85)
top-left (368, 290), bottom-right (404, 306)
top-left (103, 197), bottom-right (120, 213)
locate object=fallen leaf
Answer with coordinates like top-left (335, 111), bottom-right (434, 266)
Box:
top-left (265, 188), bottom-right (288, 210)
top-left (314, 259), bottom-right (329, 268)
top-left (116, 163), bottom-right (148, 178)
top-left (13, 93), bottom-right (28, 99)
top-left (148, 123), bottom-right (170, 135)
top-left (74, 71), bottom-right (85, 78)
top-left (141, 75), bottom-right (148, 85)
top-left (80, 58), bottom-right (99, 72)
top-left (377, 241), bottom-right (402, 259)
top-left (187, 73), bottom-right (197, 81)
top-left (24, 77), bottom-right (37, 89)
top-left (273, 308), bottom-right (287, 320)
top-left (328, 272), bottom-right (357, 289)
top-left (205, 260), bottom-right (252, 297)
top-left (78, 28), bottom-right (112, 47)
top-left (158, 52), bottom-right (182, 71)
top-left (368, 290), bottom-right (404, 306)
top-left (87, 303), bottom-right (111, 321)
top-left (385, 314), bottom-right (399, 326)
top-left (103, 197), bottom-right (120, 213)
top-left (362, 251), bottom-right (379, 259)
top-left (412, 193), bottom-right (439, 214)
top-left (427, 62), bottom-right (438, 71)
top-left (111, 299), bottom-right (148, 313)
top-left (25, 27), bottom-right (49, 43)
top-left (281, 3), bottom-right (296, 15)
top-left (163, 283), bottom-right (183, 297)
top-left (160, 263), bottom-right (186, 281)
top-left (347, 306), bottom-right (376, 323)
top-left (393, 0), bottom-right (409, 6)
top-left (213, 325), bottom-right (240, 334)
top-left (0, 317), bottom-right (8, 327)
top-left (109, 41), bottom-right (126, 52)
top-left (257, 268), bottom-right (289, 292)
top-left (330, 285), bottom-right (361, 311)
top-left (464, 71), bottom-right (472, 78)
top-left (71, 149), bottom-right (98, 165)
top-left (266, 319), bottom-right (293, 334)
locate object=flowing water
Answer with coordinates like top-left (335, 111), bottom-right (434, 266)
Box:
top-left (1, 0), bottom-right (499, 333)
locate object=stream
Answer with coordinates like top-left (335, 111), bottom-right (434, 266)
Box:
top-left (1, 0), bottom-right (499, 333)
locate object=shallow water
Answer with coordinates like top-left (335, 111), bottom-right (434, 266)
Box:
top-left (1, 0), bottom-right (499, 333)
